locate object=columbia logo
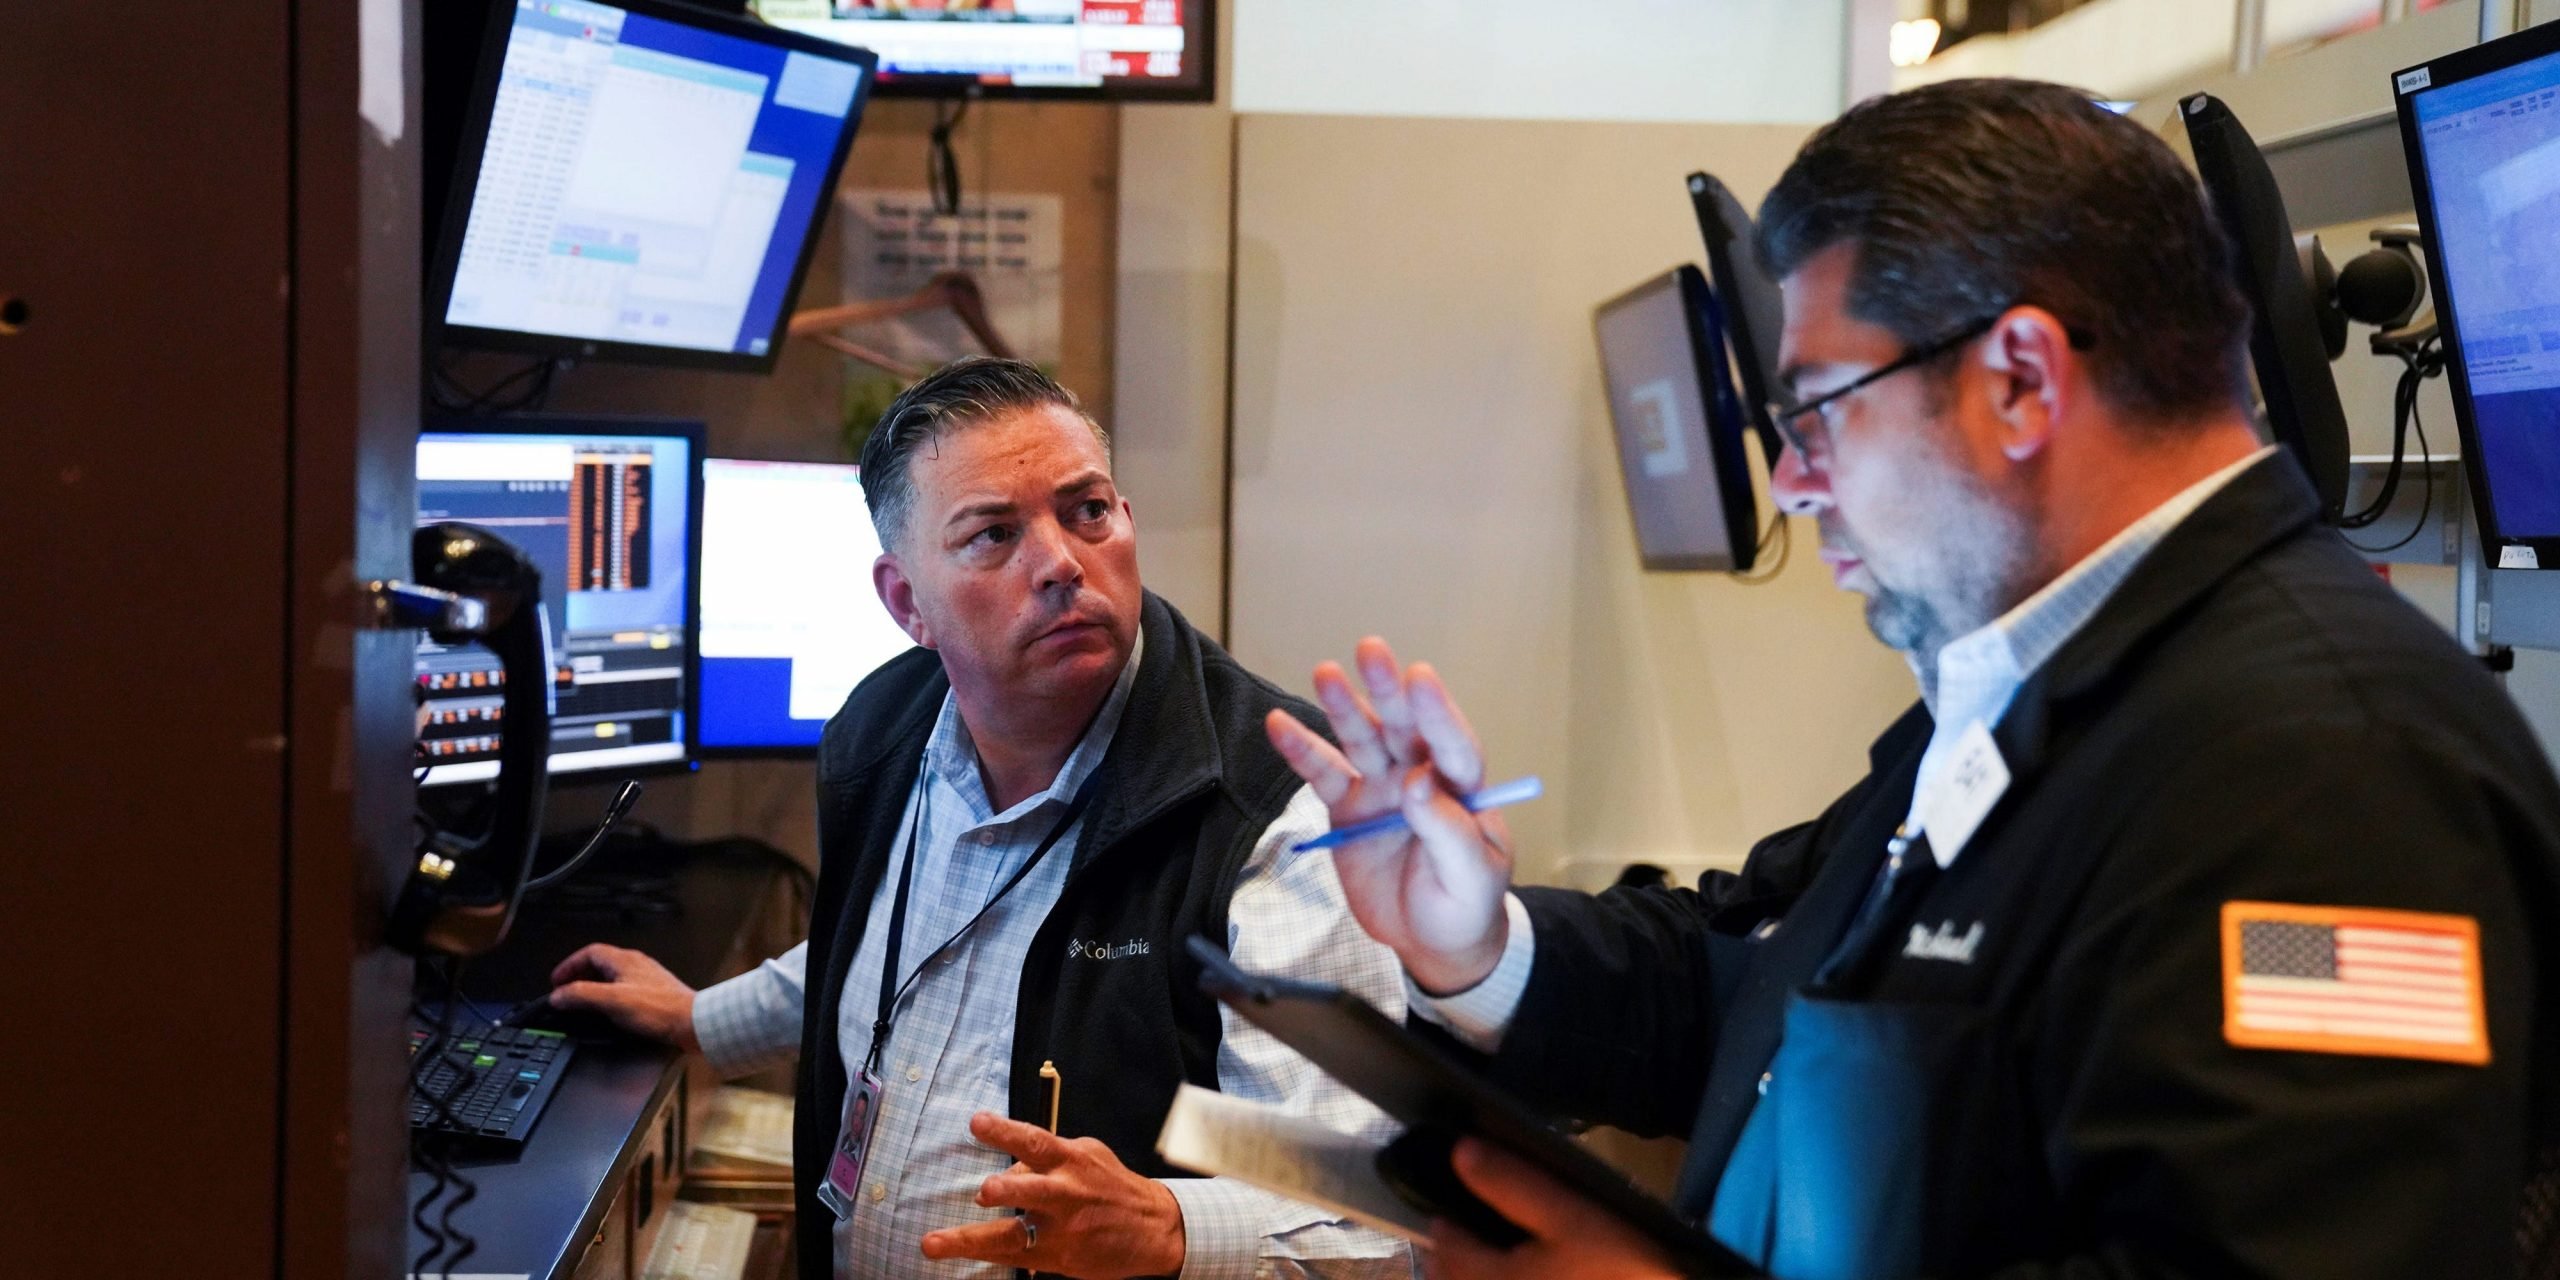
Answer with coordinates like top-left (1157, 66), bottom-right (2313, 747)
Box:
top-left (1066, 938), bottom-right (1152, 961)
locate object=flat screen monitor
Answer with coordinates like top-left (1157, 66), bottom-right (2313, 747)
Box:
top-left (2180, 93), bottom-right (2353, 523)
top-left (698, 458), bottom-right (918, 753)
top-left (415, 418), bottom-right (704, 787)
top-left (1593, 266), bottom-right (1762, 574)
top-left (2395, 23), bottom-right (2560, 567)
top-left (751, 0), bottom-right (1211, 100)
top-left (429, 0), bottom-right (877, 372)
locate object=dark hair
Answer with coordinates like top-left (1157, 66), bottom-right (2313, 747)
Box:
top-left (857, 356), bottom-right (1108, 551)
top-left (1755, 78), bottom-right (2251, 430)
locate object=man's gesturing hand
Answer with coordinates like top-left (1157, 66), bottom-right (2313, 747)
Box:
top-left (547, 943), bottom-right (701, 1052)
top-left (919, 1112), bottom-right (1187, 1279)
top-left (1422, 1138), bottom-right (1683, 1280)
top-left (1264, 637), bottom-right (1516, 995)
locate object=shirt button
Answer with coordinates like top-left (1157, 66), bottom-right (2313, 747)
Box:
top-left (906, 1066), bottom-right (922, 1082)
top-left (869, 1183), bottom-right (886, 1203)
top-left (1757, 1071), bottom-right (1772, 1097)
top-left (976, 832), bottom-right (996, 846)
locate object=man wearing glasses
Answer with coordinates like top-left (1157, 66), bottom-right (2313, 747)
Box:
top-left (1267, 79), bottom-right (2560, 1277)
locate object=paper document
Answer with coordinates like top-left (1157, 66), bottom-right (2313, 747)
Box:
top-left (693, 1085), bottom-right (795, 1167)
top-left (642, 1201), bottom-right (759, 1280)
top-left (1155, 1084), bottom-right (1429, 1242)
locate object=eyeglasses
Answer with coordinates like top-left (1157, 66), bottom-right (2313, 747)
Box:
top-left (1762, 314), bottom-right (2096, 466)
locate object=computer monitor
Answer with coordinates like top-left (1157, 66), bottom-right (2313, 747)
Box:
top-left (415, 418), bottom-right (704, 786)
top-left (1687, 171), bottom-right (1785, 467)
top-left (697, 458), bottom-right (918, 753)
top-left (753, 0), bottom-right (1212, 100)
top-left (2395, 23), bottom-right (2560, 568)
top-left (428, 0), bottom-right (877, 373)
top-left (2180, 93), bottom-right (2354, 524)
top-left (1593, 266), bottom-right (1764, 574)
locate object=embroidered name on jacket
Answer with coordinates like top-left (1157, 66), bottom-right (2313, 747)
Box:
top-left (1904, 920), bottom-right (1985, 963)
top-left (1067, 938), bottom-right (1152, 961)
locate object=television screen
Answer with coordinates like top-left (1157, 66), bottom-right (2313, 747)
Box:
top-left (698, 458), bottom-right (917, 753)
top-left (753, 0), bottom-right (1211, 100)
top-left (430, 0), bottom-right (876, 372)
top-left (1593, 267), bottom-right (1762, 574)
top-left (2396, 24), bottom-right (2560, 565)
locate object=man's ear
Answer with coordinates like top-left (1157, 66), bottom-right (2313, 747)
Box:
top-left (1978, 306), bottom-right (2074, 463)
top-left (875, 553), bottom-right (933, 648)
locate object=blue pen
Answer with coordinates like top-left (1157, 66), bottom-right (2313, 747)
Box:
top-left (1291, 776), bottom-right (1545, 853)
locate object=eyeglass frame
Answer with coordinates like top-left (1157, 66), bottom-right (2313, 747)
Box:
top-left (1763, 309), bottom-right (2096, 464)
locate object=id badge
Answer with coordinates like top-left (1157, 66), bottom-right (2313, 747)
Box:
top-left (815, 1067), bottom-right (886, 1221)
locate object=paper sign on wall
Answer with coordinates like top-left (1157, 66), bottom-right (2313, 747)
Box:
top-left (839, 189), bottom-right (1064, 369)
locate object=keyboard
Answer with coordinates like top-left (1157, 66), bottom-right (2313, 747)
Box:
top-left (408, 1013), bottom-right (576, 1155)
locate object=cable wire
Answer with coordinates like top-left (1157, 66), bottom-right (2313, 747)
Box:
top-left (1730, 509), bottom-right (1793, 585)
top-left (928, 95), bottom-right (973, 217)
top-left (2346, 337), bottom-right (2446, 555)
top-left (408, 958), bottom-right (481, 1278)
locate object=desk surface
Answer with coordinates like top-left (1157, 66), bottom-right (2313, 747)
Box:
top-left (408, 841), bottom-right (789, 1280)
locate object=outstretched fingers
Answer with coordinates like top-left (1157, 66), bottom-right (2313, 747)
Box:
top-left (1407, 663), bottom-right (1487, 793)
top-left (1266, 708), bottom-right (1363, 809)
top-left (1313, 659), bottom-right (1396, 783)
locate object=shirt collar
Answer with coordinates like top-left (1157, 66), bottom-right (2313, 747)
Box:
top-left (925, 628), bottom-right (1146, 825)
top-left (1915, 446), bottom-right (2276, 720)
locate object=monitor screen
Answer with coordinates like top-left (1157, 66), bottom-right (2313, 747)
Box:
top-left (1594, 266), bottom-right (1761, 574)
top-left (2181, 93), bottom-right (2352, 523)
top-left (2399, 27), bottom-right (2560, 561)
top-left (752, 0), bottom-right (1210, 100)
top-left (431, 0), bottom-right (876, 371)
top-left (415, 419), bottom-right (704, 786)
top-left (698, 458), bottom-right (917, 753)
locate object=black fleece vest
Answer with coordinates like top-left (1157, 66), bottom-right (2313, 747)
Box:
top-left (791, 592), bottom-right (1326, 1280)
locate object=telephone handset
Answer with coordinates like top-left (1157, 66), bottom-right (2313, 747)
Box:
top-left (388, 521), bottom-right (553, 957)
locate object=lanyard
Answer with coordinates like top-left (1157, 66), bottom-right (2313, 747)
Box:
top-left (863, 763), bottom-right (1107, 1076)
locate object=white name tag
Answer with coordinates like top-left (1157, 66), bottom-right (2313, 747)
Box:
top-left (1915, 720), bottom-right (2011, 864)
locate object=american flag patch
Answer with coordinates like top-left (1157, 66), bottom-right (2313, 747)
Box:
top-left (2221, 901), bottom-right (2488, 1065)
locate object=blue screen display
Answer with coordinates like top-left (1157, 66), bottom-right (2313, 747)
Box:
top-left (443, 0), bottom-right (867, 359)
top-left (2412, 45), bottom-right (2560, 540)
top-left (697, 458), bottom-right (915, 752)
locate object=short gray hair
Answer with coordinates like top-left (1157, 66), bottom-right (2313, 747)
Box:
top-left (857, 357), bottom-right (1110, 552)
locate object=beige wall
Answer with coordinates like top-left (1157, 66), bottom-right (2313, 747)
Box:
top-left (1228, 0), bottom-right (1846, 124)
top-left (1112, 102), bottom-right (1235, 630)
top-left (1225, 114), bottom-right (1914, 888)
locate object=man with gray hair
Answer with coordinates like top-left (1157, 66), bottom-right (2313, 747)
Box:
top-left (548, 357), bottom-right (1411, 1280)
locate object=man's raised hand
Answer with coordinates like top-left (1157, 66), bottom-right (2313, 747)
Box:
top-left (1264, 637), bottom-right (1516, 994)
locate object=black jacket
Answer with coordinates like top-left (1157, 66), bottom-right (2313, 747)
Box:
top-left (1480, 460), bottom-right (2560, 1277)
top-left (790, 592), bottom-right (1326, 1280)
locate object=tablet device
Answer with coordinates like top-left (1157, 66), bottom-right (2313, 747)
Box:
top-left (1186, 936), bottom-right (1757, 1277)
